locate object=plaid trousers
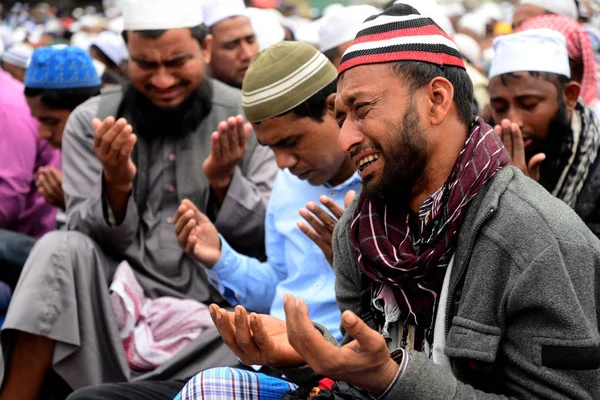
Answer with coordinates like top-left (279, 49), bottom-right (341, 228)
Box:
top-left (174, 366), bottom-right (298, 400)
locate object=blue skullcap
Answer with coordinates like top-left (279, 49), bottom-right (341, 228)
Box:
top-left (24, 46), bottom-right (101, 90)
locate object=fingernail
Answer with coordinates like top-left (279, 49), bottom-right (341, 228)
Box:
top-left (307, 202), bottom-right (315, 210)
top-left (299, 209), bottom-right (307, 216)
top-left (343, 312), bottom-right (357, 325)
top-left (217, 310), bottom-right (223, 321)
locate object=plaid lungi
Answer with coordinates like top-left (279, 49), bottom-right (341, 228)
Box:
top-left (174, 367), bottom-right (298, 400)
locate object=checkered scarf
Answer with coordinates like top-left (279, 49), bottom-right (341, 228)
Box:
top-left (519, 14), bottom-right (599, 105)
top-left (350, 118), bottom-right (509, 334)
top-left (552, 101), bottom-right (600, 207)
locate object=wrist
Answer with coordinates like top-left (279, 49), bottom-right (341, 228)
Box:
top-left (208, 172), bottom-right (234, 190)
top-left (368, 358), bottom-right (400, 397)
top-left (103, 172), bottom-right (133, 192)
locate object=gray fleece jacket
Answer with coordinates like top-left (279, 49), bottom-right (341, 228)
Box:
top-left (282, 166), bottom-right (600, 399)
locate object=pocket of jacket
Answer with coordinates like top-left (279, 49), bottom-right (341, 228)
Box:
top-left (445, 316), bottom-right (502, 363)
top-left (532, 336), bottom-right (600, 370)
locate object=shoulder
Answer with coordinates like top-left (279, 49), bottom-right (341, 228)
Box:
top-left (469, 167), bottom-right (600, 266)
top-left (63, 95), bottom-right (101, 144)
top-left (333, 195), bottom-right (359, 254)
top-left (69, 95), bottom-right (101, 127)
top-left (209, 79), bottom-right (243, 111)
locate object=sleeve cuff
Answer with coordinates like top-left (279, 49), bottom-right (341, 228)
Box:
top-left (204, 236), bottom-right (241, 303)
top-left (210, 235), bottom-right (238, 278)
top-left (377, 350), bottom-right (412, 400)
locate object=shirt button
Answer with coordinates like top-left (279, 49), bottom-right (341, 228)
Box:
top-left (168, 185), bottom-right (175, 193)
top-left (169, 153), bottom-right (176, 162)
top-left (167, 217), bottom-right (174, 224)
top-left (330, 191), bottom-right (335, 196)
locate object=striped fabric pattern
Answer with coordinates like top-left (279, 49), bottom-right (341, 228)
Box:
top-left (242, 41), bottom-right (337, 123)
top-left (338, 4), bottom-right (465, 75)
top-left (175, 367), bottom-right (297, 400)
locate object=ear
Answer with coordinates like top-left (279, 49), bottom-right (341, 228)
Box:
top-left (563, 81), bottom-right (581, 112)
top-left (201, 34), bottom-right (213, 64)
top-left (325, 93), bottom-right (337, 117)
top-left (426, 77), bottom-right (454, 126)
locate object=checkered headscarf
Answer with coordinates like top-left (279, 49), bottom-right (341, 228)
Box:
top-left (338, 4), bottom-right (465, 76)
top-left (519, 14), bottom-right (598, 105)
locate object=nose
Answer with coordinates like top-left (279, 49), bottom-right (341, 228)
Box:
top-left (338, 120), bottom-right (364, 154)
top-left (273, 148), bottom-right (297, 170)
top-left (38, 125), bottom-right (52, 141)
top-left (239, 41), bottom-right (256, 62)
top-left (150, 66), bottom-right (177, 90)
top-left (505, 107), bottom-right (524, 129)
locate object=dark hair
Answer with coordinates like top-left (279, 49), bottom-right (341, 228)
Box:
top-left (323, 47), bottom-right (340, 63)
top-left (391, 61), bottom-right (474, 126)
top-left (90, 44), bottom-right (119, 71)
top-left (284, 79), bottom-right (338, 122)
top-left (24, 86), bottom-right (101, 110)
top-left (122, 24), bottom-right (209, 47)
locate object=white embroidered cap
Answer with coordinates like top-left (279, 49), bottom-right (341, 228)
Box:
top-left (202, 0), bottom-right (246, 28)
top-left (489, 28), bottom-right (571, 79)
top-left (123, 0), bottom-right (204, 31)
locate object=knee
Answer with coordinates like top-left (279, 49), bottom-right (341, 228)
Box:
top-left (29, 231), bottom-right (99, 260)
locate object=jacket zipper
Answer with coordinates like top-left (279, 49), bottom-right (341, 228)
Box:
top-left (445, 207), bottom-right (497, 335)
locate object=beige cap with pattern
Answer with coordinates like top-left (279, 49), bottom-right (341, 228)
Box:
top-left (242, 41), bottom-right (337, 123)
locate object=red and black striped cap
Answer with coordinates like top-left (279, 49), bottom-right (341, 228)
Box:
top-left (338, 4), bottom-right (465, 75)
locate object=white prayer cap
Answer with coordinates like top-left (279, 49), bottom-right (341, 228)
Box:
top-left (123, 0), bottom-right (204, 31)
top-left (244, 7), bottom-right (285, 52)
top-left (458, 12), bottom-right (487, 38)
top-left (478, 2), bottom-right (504, 22)
top-left (202, 0), bottom-right (246, 28)
top-left (323, 3), bottom-right (345, 17)
top-left (394, 0), bottom-right (455, 36)
top-left (1, 43), bottom-right (34, 68)
top-left (107, 16), bottom-right (125, 34)
top-left (294, 19), bottom-right (321, 46)
top-left (92, 31), bottom-right (129, 65)
top-left (518, 0), bottom-right (578, 20)
top-left (318, 5), bottom-right (380, 53)
top-left (454, 33), bottom-right (482, 64)
top-left (441, 2), bottom-right (466, 17)
top-left (489, 28), bottom-right (570, 79)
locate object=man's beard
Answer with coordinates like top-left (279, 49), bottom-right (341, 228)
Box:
top-left (362, 102), bottom-right (429, 209)
top-left (120, 79), bottom-right (213, 141)
top-left (532, 99), bottom-right (573, 192)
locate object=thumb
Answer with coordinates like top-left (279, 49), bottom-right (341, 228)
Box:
top-left (344, 190), bottom-right (356, 208)
top-left (341, 311), bottom-right (379, 351)
top-left (528, 153), bottom-right (546, 182)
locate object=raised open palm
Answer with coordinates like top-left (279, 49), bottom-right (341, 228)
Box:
top-left (174, 199), bottom-right (221, 266)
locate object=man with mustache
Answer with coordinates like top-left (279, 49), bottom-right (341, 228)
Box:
top-left (205, 5), bottom-right (600, 399)
top-left (0, 0), bottom-right (277, 399)
top-left (489, 28), bottom-right (600, 237)
top-left (202, 0), bottom-right (259, 89)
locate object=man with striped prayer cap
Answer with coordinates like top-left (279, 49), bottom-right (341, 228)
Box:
top-left (206, 4), bottom-right (600, 399)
